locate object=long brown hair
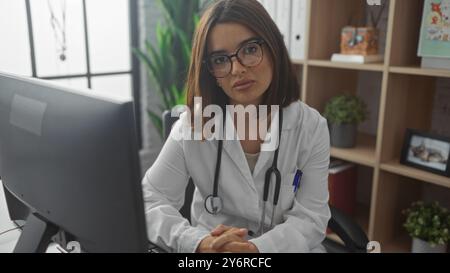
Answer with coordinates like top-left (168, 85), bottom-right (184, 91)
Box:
top-left (185, 0), bottom-right (300, 124)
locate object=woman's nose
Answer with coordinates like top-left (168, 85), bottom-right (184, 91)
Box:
top-left (230, 56), bottom-right (247, 75)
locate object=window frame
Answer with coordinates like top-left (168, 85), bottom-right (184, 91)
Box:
top-left (24, 0), bottom-right (142, 148)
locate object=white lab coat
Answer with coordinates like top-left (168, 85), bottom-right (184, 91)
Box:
top-left (142, 100), bottom-right (331, 253)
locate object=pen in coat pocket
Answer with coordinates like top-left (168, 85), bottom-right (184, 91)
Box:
top-left (292, 169), bottom-right (303, 193)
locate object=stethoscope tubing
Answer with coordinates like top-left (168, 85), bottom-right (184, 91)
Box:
top-left (204, 106), bottom-right (284, 236)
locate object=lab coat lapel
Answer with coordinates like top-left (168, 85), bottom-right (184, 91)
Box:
top-left (220, 105), bottom-right (289, 186)
top-left (252, 109), bottom-right (281, 178)
top-left (221, 109), bottom-right (255, 188)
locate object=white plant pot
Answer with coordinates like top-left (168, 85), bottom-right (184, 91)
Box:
top-left (412, 238), bottom-right (447, 253)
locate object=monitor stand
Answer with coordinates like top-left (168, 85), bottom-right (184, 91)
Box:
top-left (14, 213), bottom-right (58, 253)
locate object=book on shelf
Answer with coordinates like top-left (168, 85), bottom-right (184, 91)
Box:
top-left (259, 0), bottom-right (308, 59)
top-left (421, 57), bottom-right (450, 70)
top-left (418, 0), bottom-right (450, 70)
top-left (331, 53), bottom-right (384, 64)
top-left (276, 0), bottom-right (292, 52)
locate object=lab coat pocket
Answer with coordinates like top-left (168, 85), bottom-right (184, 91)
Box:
top-left (279, 172), bottom-right (298, 212)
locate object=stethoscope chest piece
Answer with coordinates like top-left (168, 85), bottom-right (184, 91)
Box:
top-left (204, 195), bottom-right (223, 215)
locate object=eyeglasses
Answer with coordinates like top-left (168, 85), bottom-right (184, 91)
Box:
top-left (205, 39), bottom-right (265, 78)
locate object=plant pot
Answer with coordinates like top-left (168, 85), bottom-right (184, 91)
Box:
top-left (411, 238), bottom-right (448, 253)
top-left (329, 122), bottom-right (357, 148)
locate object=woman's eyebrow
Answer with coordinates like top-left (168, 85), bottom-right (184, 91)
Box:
top-left (209, 36), bottom-right (260, 55)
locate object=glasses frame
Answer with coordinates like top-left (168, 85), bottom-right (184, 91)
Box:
top-left (204, 38), bottom-right (266, 79)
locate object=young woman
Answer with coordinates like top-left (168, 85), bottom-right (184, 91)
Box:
top-left (142, 0), bottom-right (331, 253)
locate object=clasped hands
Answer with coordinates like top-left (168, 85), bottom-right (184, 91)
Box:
top-left (196, 224), bottom-right (259, 253)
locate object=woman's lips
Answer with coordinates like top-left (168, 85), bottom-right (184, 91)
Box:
top-left (233, 80), bottom-right (255, 91)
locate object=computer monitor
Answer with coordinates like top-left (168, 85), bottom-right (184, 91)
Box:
top-left (0, 72), bottom-right (148, 253)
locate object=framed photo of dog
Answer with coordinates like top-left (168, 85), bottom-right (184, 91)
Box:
top-left (400, 129), bottom-right (450, 177)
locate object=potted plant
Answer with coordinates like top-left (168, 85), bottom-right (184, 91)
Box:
top-left (403, 201), bottom-right (450, 253)
top-left (323, 94), bottom-right (368, 148)
top-left (133, 0), bottom-right (208, 139)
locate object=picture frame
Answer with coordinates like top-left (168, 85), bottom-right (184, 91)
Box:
top-left (400, 129), bottom-right (450, 177)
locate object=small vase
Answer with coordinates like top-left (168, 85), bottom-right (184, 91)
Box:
top-left (329, 122), bottom-right (357, 148)
top-left (411, 238), bottom-right (448, 253)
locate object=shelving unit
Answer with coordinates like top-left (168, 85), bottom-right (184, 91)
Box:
top-left (308, 60), bottom-right (385, 72)
top-left (390, 66), bottom-right (450, 78)
top-left (330, 133), bottom-right (377, 168)
top-left (294, 0), bottom-right (450, 252)
top-left (380, 160), bottom-right (450, 189)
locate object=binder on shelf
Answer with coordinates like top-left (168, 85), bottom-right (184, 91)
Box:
top-left (328, 160), bottom-right (357, 217)
top-left (256, 0), bottom-right (266, 8)
top-left (290, 0), bottom-right (307, 60)
top-left (275, 0), bottom-right (292, 52)
top-left (331, 53), bottom-right (384, 64)
top-left (263, 0), bottom-right (277, 23)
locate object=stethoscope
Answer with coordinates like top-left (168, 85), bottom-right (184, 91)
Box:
top-left (204, 107), bottom-right (283, 236)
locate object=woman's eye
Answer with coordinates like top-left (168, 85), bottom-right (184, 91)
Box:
top-left (244, 44), bottom-right (258, 54)
top-left (212, 56), bottom-right (227, 65)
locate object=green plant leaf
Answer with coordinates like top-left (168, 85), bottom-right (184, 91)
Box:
top-left (403, 201), bottom-right (450, 245)
top-left (169, 84), bottom-right (187, 106)
top-left (144, 39), bottom-right (162, 87)
top-left (134, 47), bottom-right (171, 109)
top-left (145, 38), bottom-right (173, 109)
top-left (147, 109), bottom-right (163, 139)
top-left (173, 25), bottom-right (192, 66)
top-left (137, 0), bottom-right (210, 140)
top-left (323, 94), bottom-right (369, 125)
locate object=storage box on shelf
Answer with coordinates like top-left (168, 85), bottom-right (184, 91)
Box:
top-left (326, 162), bottom-right (372, 246)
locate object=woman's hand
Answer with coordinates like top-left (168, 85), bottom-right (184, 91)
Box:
top-left (196, 235), bottom-right (221, 253)
top-left (198, 225), bottom-right (259, 253)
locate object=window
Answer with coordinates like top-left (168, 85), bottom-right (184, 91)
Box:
top-left (31, 0), bottom-right (87, 77)
top-left (86, 0), bottom-right (131, 74)
top-left (0, 0), bottom-right (141, 147)
top-left (0, 0), bottom-right (32, 76)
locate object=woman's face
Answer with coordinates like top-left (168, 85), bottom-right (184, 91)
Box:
top-left (207, 23), bottom-right (273, 106)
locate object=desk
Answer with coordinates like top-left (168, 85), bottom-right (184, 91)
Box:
top-left (0, 180), bottom-right (21, 252)
top-left (0, 180), bottom-right (62, 253)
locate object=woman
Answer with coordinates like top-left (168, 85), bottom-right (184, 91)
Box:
top-left (142, 0), bottom-right (331, 253)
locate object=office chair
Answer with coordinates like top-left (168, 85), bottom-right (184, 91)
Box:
top-left (162, 110), bottom-right (369, 253)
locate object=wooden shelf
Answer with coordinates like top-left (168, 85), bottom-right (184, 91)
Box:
top-left (390, 65), bottom-right (450, 78)
top-left (330, 133), bottom-right (377, 168)
top-left (308, 59), bottom-right (385, 72)
top-left (291, 58), bottom-right (305, 65)
top-left (380, 160), bottom-right (450, 189)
